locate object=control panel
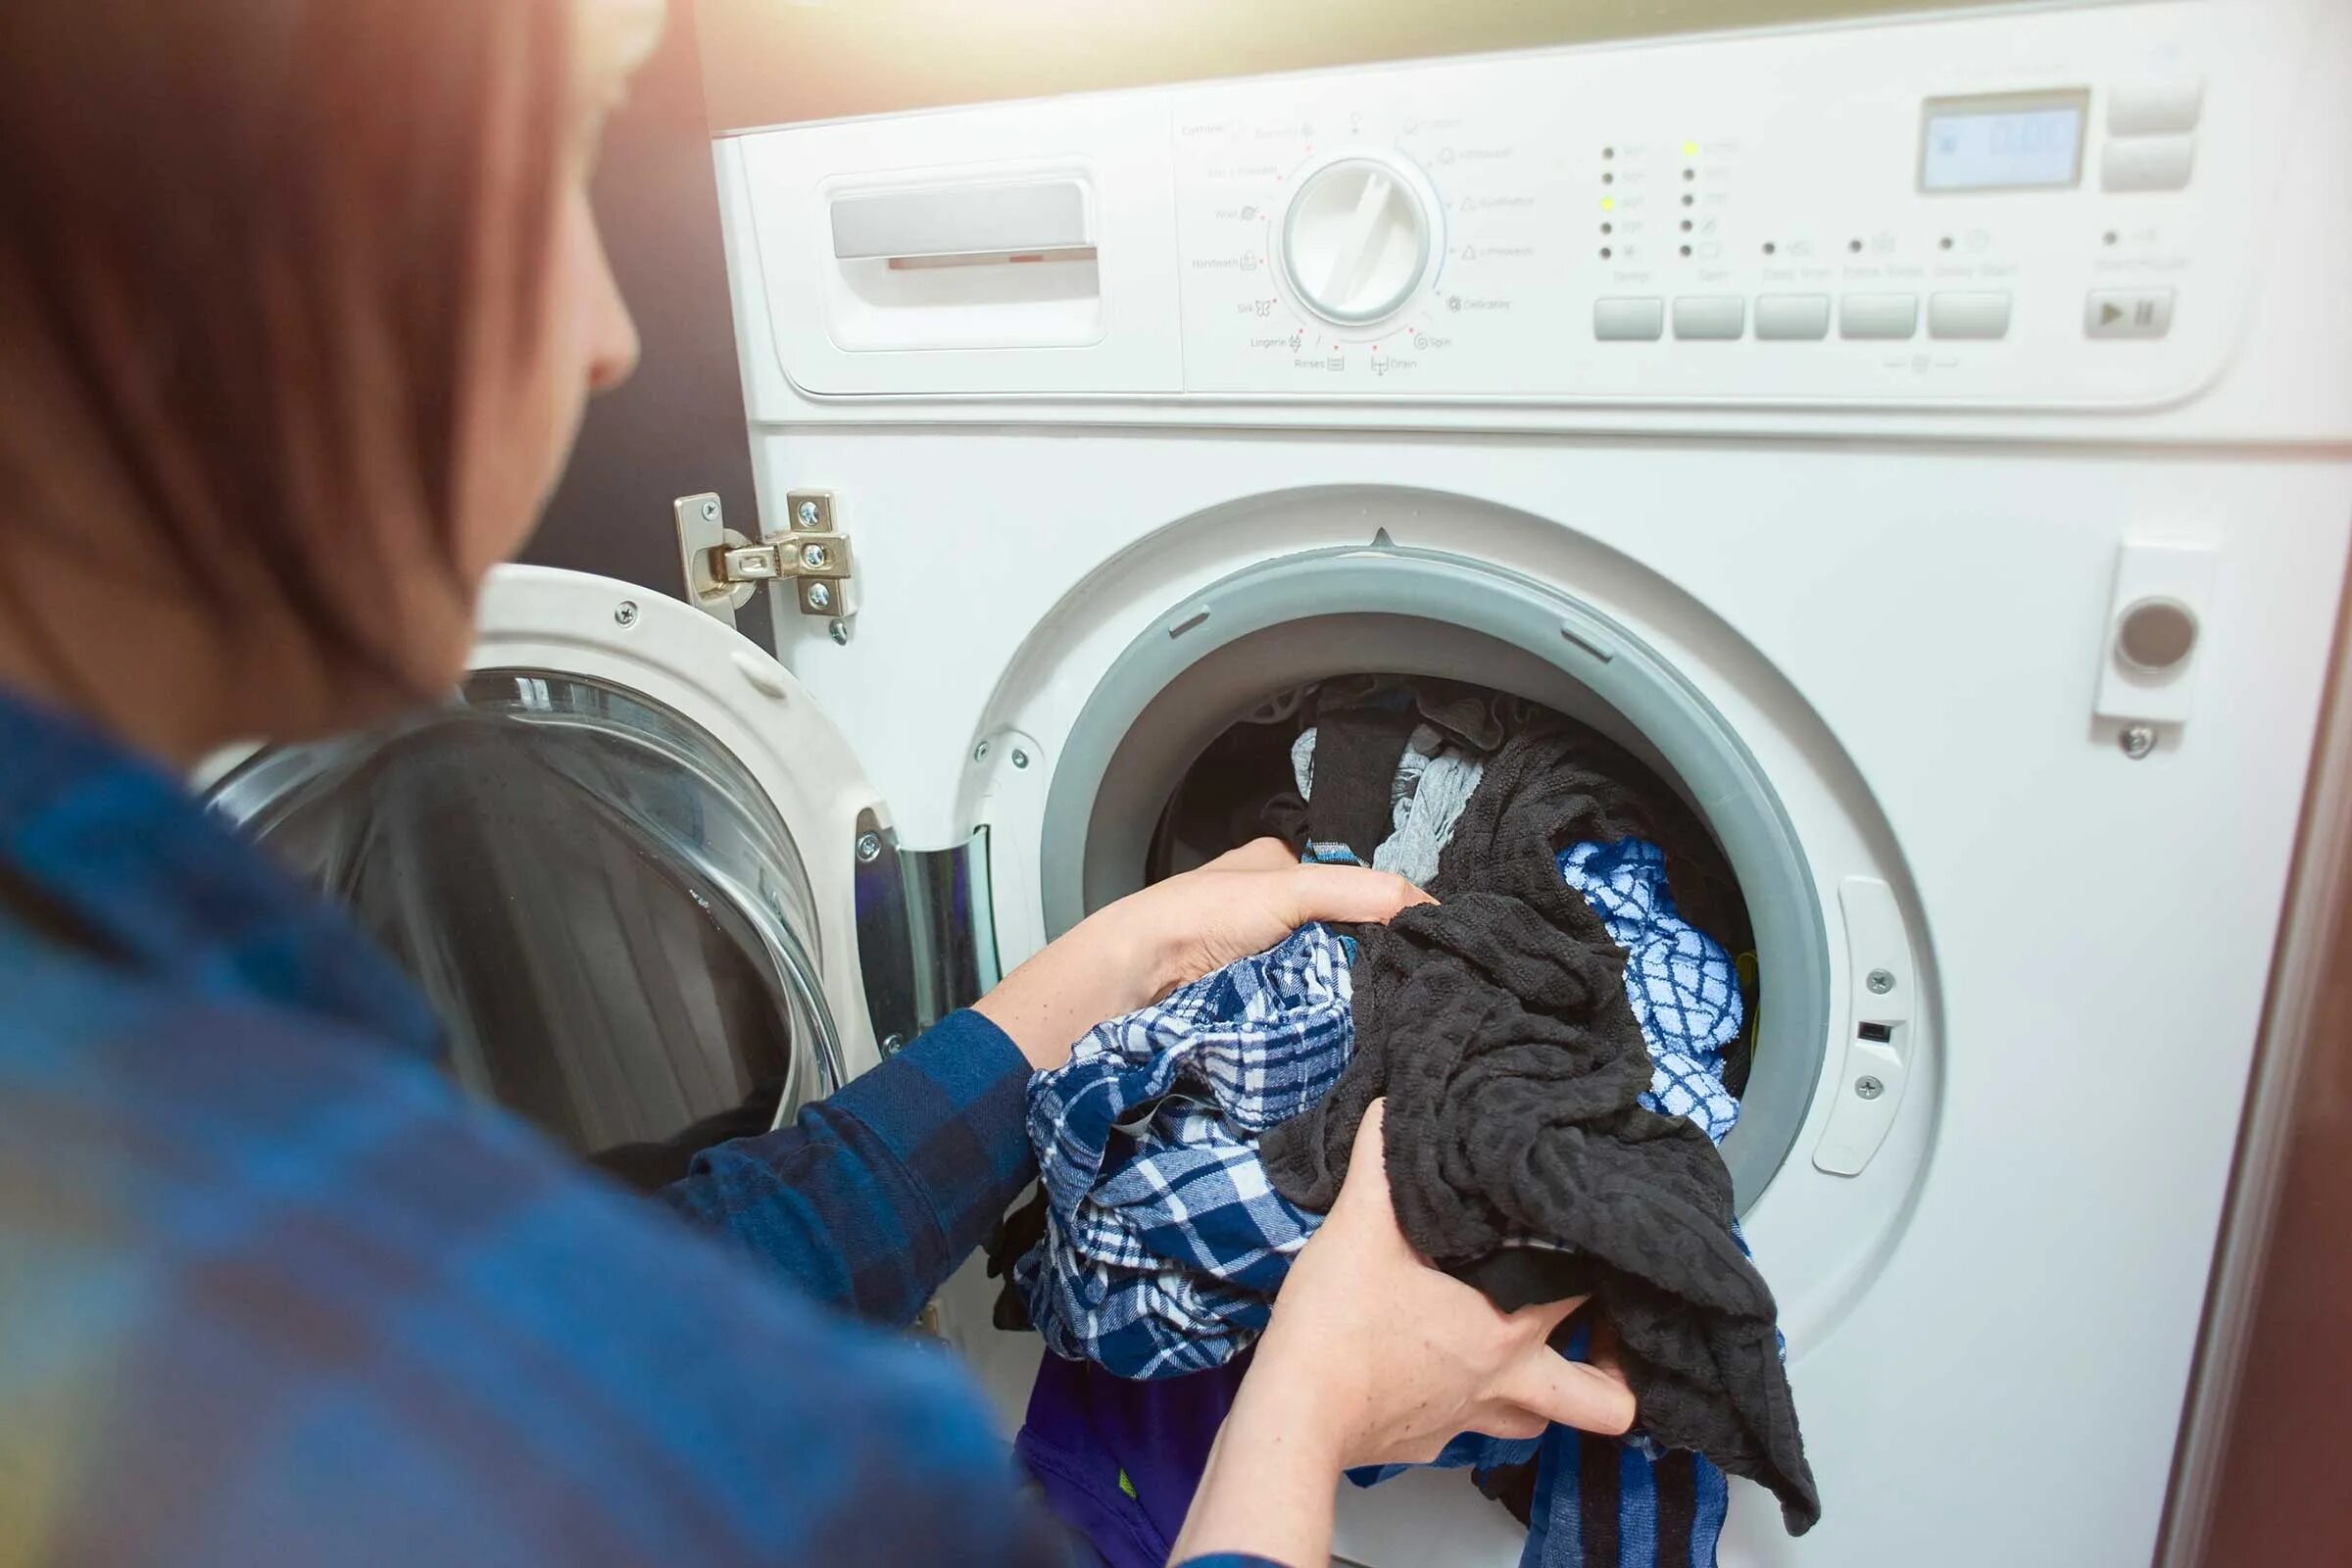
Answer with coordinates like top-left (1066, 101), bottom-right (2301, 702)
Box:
top-left (729, 0), bottom-right (2317, 410)
top-left (1168, 1), bottom-right (2280, 404)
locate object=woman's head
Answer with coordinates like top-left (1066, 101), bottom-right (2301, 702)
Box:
top-left (0, 0), bottom-right (661, 759)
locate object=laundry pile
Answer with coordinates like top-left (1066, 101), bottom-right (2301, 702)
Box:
top-left (990, 680), bottom-right (1812, 1567)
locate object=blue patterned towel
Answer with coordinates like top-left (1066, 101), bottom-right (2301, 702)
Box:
top-left (1558, 837), bottom-right (1743, 1142)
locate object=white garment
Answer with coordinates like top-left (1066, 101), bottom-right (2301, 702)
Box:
top-left (1289, 723), bottom-right (1485, 887)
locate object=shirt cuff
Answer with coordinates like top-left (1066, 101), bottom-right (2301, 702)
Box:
top-left (1171, 1556), bottom-right (1293, 1568)
top-left (820, 1008), bottom-right (1038, 1263)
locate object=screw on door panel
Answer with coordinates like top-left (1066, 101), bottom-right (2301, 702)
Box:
top-left (828, 618), bottom-right (850, 646)
top-left (1010, 749), bottom-right (1031, 769)
top-left (856, 832), bottom-right (882, 863)
top-left (612, 600), bottom-right (639, 627)
top-left (699, 499), bottom-right (719, 522)
top-left (1854, 1075), bottom-right (1885, 1101)
top-left (2120, 725), bottom-right (2157, 760)
top-left (1866, 969), bottom-right (1894, 995)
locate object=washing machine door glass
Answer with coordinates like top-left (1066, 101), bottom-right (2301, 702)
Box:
top-left (212, 668), bottom-right (843, 1181)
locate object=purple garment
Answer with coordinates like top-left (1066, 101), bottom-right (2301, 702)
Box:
top-left (1017, 1350), bottom-right (1251, 1568)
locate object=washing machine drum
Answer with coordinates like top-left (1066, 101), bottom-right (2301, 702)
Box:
top-left (210, 671), bottom-right (843, 1182)
top-left (1146, 677), bottom-right (1761, 1093)
top-left (1043, 545), bottom-right (1835, 1212)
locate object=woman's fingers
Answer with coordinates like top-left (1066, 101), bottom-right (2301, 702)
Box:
top-left (1462, 1403), bottom-right (1552, 1444)
top-left (1199, 837), bottom-right (1300, 874)
top-left (1328, 1100), bottom-right (1396, 1222)
top-left (1496, 1344), bottom-right (1639, 1437)
top-left (1510, 1292), bottom-right (1591, 1341)
top-left (1285, 862), bottom-right (1435, 926)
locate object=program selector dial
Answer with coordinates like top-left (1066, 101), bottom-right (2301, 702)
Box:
top-left (1278, 152), bottom-right (1439, 328)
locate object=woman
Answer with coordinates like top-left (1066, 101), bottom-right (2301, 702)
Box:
top-left (0, 2), bottom-right (1635, 1564)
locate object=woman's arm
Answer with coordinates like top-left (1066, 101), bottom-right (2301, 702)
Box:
top-left (660, 842), bottom-right (1427, 1326)
top-left (1174, 1102), bottom-right (1639, 1566)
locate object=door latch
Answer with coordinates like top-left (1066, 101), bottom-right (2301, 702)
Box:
top-left (675, 490), bottom-right (857, 627)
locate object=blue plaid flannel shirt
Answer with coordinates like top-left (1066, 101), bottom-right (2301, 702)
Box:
top-left (0, 689), bottom-right (1301, 1567)
top-left (1014, 924), bottom-right (1352, 1379)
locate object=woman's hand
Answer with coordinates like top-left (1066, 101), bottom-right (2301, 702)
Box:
top-left (974, 839), bottom-right (1428, 1070)
top-left (1171, 1102), bottom-right (1637, 1565)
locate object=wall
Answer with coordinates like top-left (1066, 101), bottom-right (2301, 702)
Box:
top-left (523, 0), bottom-right (775, 648)
top-left (696, 0), bottom-right (1982, 132)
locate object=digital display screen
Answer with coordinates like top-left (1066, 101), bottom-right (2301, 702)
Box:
top-left (1920, 90), bottom-right (2088, 192)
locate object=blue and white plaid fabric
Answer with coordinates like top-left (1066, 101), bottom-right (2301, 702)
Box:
top-left (1015, 923), bottom-right (1353, 1379)
top-left (1559, 838), bottom-right (1744, 1143)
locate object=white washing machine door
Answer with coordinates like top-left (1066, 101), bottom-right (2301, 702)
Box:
top-left (206, 563), bottom-right (893, 1163)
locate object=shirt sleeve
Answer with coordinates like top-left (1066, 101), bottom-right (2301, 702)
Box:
top-left (0, 987), bottom-right (1071, 1568)
top-left (1172, 1556), bottom-right (1293, 1567)
top-left (657, 1008), bottom-right (1039, 1327)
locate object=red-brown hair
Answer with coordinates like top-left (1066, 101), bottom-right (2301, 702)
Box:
top-left (0, 0), bottom-right (576, 704)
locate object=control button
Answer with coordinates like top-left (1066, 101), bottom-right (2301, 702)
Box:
top-left (2084, 288), bottom-right (2174, 338)
top-left (2107, 80), bottom-right (2203, 137)
top-left (2116, 597), bottom-right (2199, 675)
top-left (1672, 295), bottom-right (1745, 340)
top-left (1754, 293), bottom-right (1831, 340)
top-left (2101, 134), bottom-right (2195, 192)
top-left (1279, 155), bottom-right (1433, 326)
top-left (1839, 293), bottom-right (1918, 340)
top-left (1592, 296), bottom-right (1664, 341)
top-left (1927, 291), bottom-right (2011, 340)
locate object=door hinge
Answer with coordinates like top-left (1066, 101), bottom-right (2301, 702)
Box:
top-left (675, 490), bottom-right (857, 628)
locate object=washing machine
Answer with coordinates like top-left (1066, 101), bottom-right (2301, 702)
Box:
top-left (207, 1), bottom-right (2352, 1563)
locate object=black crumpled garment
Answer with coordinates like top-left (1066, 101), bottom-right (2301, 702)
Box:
top-left (1257, 719), bottom-right (1819, 1536)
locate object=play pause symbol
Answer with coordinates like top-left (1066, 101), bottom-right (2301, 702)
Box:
top-left (2085, 289), bottom-right (2175, 338)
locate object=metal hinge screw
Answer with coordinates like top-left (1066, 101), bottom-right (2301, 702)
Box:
top-left (800, 542), bottom-right (829, 570)
top-left (1854, 1075), bottom-right (1885, 1101)
top-left (806, 581), bottom-right (834, 612)
top-left (2120, 725), bottom-right (2157, 760)
top-left (1866, 969), bottom-right (1894, 995)
top-left (856, 831), bottom-right (882, 863)
top-left (700, 499), bottom-right (719, 522)
top-left (612, 600), bottom-right (639, 627)
top-left (796, 498), bottom-right (820, 527)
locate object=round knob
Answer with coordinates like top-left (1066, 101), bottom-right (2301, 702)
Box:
top-left (1279, 155), bottom-right (1433, 326)
top-left (2116, 597), bottom-right (2199, 675)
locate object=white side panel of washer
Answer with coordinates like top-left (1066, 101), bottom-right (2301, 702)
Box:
top-left (471, 565), bottom-right (889, 1079)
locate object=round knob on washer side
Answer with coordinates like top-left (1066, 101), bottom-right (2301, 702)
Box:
top-left (2116, 597), bottom-right (2199, 675)
top-left (1280, 156), bottom-right (1433, 327)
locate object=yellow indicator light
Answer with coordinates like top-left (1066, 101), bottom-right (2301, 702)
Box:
top-left (1682, 141), bottom-right (1700, 158)
top-left (1600, 196), bottom-right (1615, 211)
